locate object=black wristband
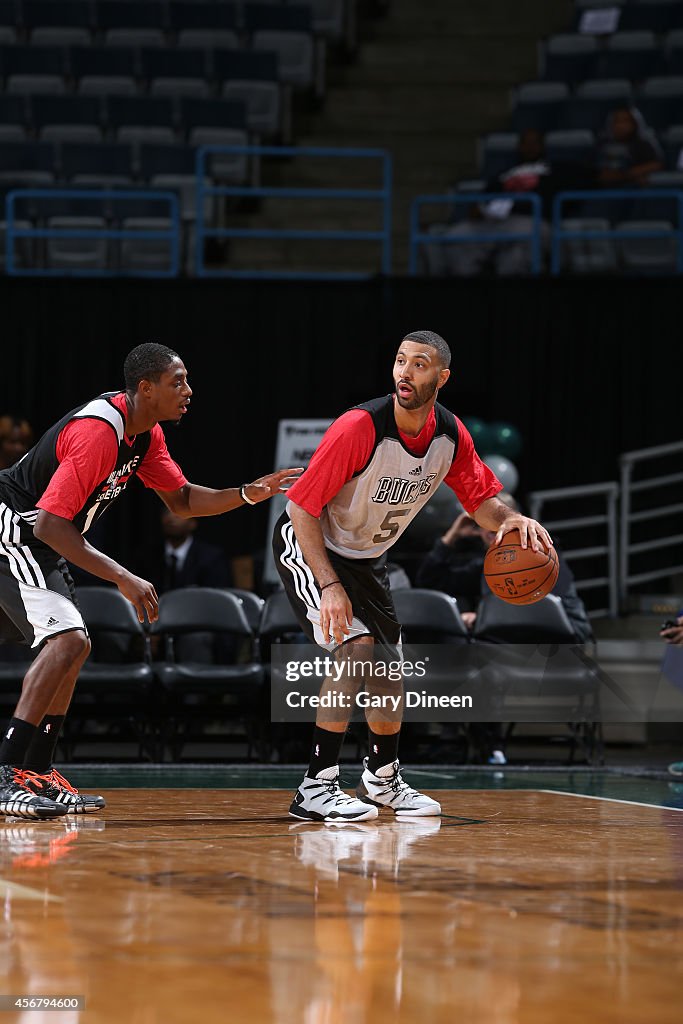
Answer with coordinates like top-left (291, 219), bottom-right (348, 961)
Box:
top-left (320, 580), bottom-right (340, 591)
top-left (240, 485), bottom-right (256, 506)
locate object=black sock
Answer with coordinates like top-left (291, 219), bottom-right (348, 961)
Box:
top-left (23, 715), bottom-right (65, 772)
top-left (0, 717), bottom-right (39, 766)
top-left (367, 728), bottom-right (400, 774)
top-left (308, 726), bottom-right (345, 777)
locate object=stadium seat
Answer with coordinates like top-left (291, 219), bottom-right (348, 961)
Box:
top-left (104, 27), bottom-right (164, 47)
top-left (150, 77), bottom-right (209, 98)
top-left (252, 30), bottom-right (314, 88)
top-left (541, 33), bottom-right (599, 83)
top-left (78, 75), bottom-right (137, 96)
top-left (178, 96), bottom-right (247, 134)
top-left (635, 76), bottom-right (683, 129)
top-left (0, 140), bottom-right (56, 180)
top-left (620, 0), bottom-right (683, 33)
top-left (60, 140), bottom-right (133, 181)
top-left (244, 4), bottom-right (312, 33)
top-left (0, 94), bottom-right (29, 126)
top-left (662, 123), bottom-right (683, 167)
top-left (70, 45), bottom-right (138, 80)
top-left (188, 127), bottom-right (249, 181)
top-left (558, 217), bottom-right (618, 273)
top-left (178, 29), bottom-right (240, 51)
top-left (222, 79), bottom-right (281, 137)
top-left (21, 0), bottom-right (92, 32)
top-left (615, 218), bottom-right (679, 271)
top-left (0, 124), bottom-right (26, 140)
top-left (40, 123), bottom-right (103, 143)
top-left (65, 586), bottom-right (156, 760)
top-left (392, 589), bottom-right (470, 645)
top-left (665, 28), bottom-right (683, 73)
top-left (167, 1), bottom-right (239, 33)
top-left (472, 594), bottom-right (602, 763)
top-left (30, 93), bottom-right (103, 130)
top-left (544, 128), bottom-right (596, 163)
top-left (511, 81), bottom-right (569, 132)
top-left (46, 214), bottom-right (110, 270)
top-left (119, 215), bottom-right (175, 272)
top-left (599, 30), bottom-right (662, 80)
top-left (139, 141), bottom-right (194, 179)
top-left (150, 587), bottom-right (264, 761)
top-left (478, 132), bottom-right (518, 180)
top-left (7, 72), bottom-right (66, 93)
top-left (302, 0), bottom-right (345, 40)
top-left (95, 1), bottom-right (167, 32)
top-left (0, 45), bottom-right (67, 79)
top-left (31, 26), bottom-right (90, 46)
top-left (560, 78), bottom-right (633, 131)
top-left (141, 47), bottom-right (207, 83)
top-left (105, 94), bottom-right (175, 134)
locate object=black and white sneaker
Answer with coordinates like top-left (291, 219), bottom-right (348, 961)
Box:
top-left (289, 766), bottom-right (379, 822)
top-left (356, 758), bottom-right (441, 817)
top-left (0, 765), bottom-right (67, 820)
top-left (21, 768), bottom-right (106, 814)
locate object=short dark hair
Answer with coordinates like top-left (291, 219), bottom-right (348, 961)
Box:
top-left (402, 330), bottom-right (451, 368)
top-left (124, 343), bottom-right (179, 393)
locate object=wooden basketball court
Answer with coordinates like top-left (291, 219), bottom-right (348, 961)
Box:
top-left (2, 784), bottom-right (682, 1023)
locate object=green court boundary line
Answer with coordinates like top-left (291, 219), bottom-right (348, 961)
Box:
top-left (539, 789), bottom-right (683, 812)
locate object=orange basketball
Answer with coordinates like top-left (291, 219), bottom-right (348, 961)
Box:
top-left (483, 529), bottom-right (559, 605)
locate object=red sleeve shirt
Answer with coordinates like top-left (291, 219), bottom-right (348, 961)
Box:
top-left (36, 393), bottom-right (187, 521)
top-left (444, 416), bottom-right (503, 515)
top-left (287, 402), bottom-right (502, 520)
top-left (286, 409), bottom-right (375, 518)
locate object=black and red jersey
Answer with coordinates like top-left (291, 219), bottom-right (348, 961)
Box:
top-left (0, 392), bottom-right (185, 534)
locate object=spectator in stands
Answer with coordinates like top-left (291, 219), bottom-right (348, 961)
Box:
top-left (131, 507), bottom-right (232, 595)
top-left (661, 612), bottom-right (683, 778)
top-left (443, 128), bottom-right (595, 276)
top-left (0, 415), bottom-right (34, 470)
top-left (597, 107), bottom-right (663, 188)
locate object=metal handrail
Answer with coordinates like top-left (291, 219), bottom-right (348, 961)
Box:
top-left (529, 481), bottom-right (619, 618)
top-left (194, 145), bottom-right (393, 280)
top-left (550, 188), bottom-right (683, 274)
top-left (408, 192), bottom-right (543, 276)
top-left (5, 189), bottom-right (181, 278)
top-left (619, 440), bottom-right (683, 606)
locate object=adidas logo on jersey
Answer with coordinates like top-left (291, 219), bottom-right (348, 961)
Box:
top-left (47, 617), bottom-right (59, 626)
top-left (409, 466), bottom-right (423, 476)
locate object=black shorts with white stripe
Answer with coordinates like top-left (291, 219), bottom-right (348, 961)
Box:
top-left (0, 500), bottom-right (86, 648)
top-left (273, 510), bottom-right (401, 652)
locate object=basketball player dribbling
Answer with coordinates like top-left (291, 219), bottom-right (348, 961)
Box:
top-left (273, 330), bottom-right (552, 822)
top-left (0, 343), bottom-right (301, 819)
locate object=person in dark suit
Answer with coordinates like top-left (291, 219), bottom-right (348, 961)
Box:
top-left (132, 508), bottom-right (232, 593)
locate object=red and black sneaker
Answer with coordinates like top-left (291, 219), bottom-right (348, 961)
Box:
top-left (0, 764), bottom-right (67, 819)
top-left (21, 768), bottom-right (106, 814)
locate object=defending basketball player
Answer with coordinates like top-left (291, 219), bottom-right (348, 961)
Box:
top-left (0, 343), bottom-right (301, 819)
top-left (274, 330), bottom-right (552, 823)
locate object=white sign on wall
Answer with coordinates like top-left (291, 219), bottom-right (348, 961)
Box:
top-left (262, 418), bottom-right (333, 586)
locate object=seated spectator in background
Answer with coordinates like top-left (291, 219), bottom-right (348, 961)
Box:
top-left (443, 128), bottom-right (596, 276)
top-left (0, 415), bottom-right (33, 470)
top-left (131, 507), bottom-right (232, 594)
top-left (597, 107), bottom-right (663, 188)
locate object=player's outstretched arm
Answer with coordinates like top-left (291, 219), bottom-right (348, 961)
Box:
top-left (158, 467), bottom-right (303, 518)
top-left (473, 496), bottom-right (553, 553)
top-left (289, 503), bottom-right (353, 646)
top-left (34, 510), bottom-right (158, 623)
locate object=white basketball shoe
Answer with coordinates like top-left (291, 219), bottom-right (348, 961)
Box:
top-left (289, 765), bottom-right (380, 822)
top-left (356, 758), bottom-right (441, 817)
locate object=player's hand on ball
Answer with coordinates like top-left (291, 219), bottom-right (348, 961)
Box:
top-left (320, 582), bottom-right (353, 646)
top-left (242, 466), bottom-right (304, 504)
top-left (494, 514), bottom-right (552, 553)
